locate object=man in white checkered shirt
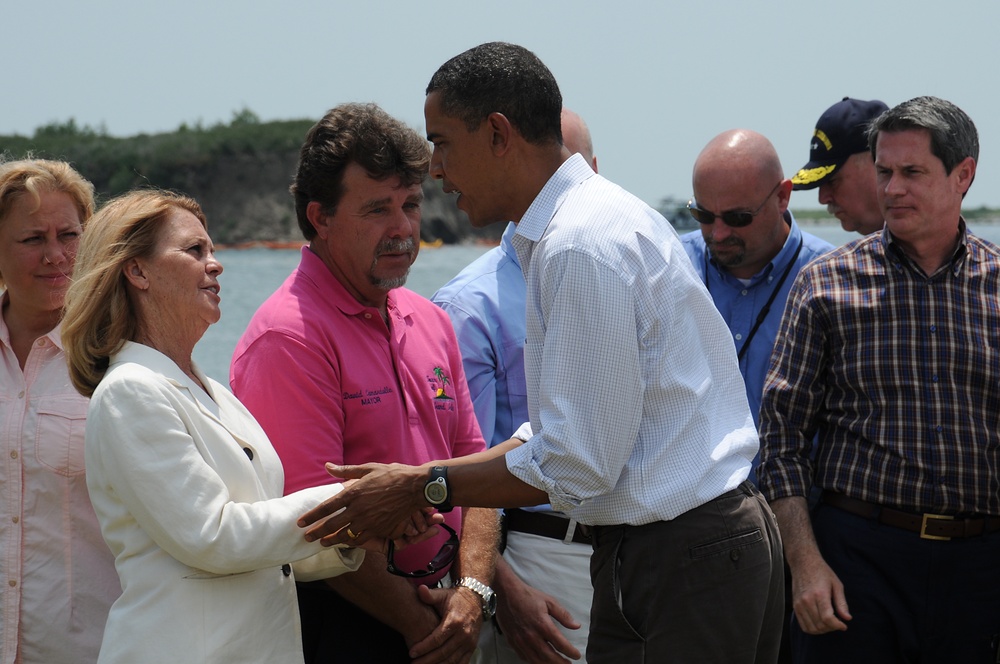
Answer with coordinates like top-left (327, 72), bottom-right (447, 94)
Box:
top-left (298, 41), bottom-right (785, 664)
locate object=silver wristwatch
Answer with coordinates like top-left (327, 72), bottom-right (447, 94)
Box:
top-left (456, 576), bottom-right (497, 620)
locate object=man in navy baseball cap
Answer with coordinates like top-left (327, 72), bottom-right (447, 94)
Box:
top-left (792, 97), bottom-right (888, 234)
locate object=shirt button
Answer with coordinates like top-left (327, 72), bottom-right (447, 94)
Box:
top-left (932, 375), bottom-right (939, 382)
top-left (8, 580), bottom-right (15, 588)
top-left (735, 333), bottom-right (743, 341)
top-left (929, 325), bottom-right (937, 332)
top-left (17, 391), bottom-right (24, 399)
top-left (243, 447), bottom-right (254, 461)
top-left (36, 338), bottom-right (46, 347)
top-left (10, 451), bottom-right (17, 460)
top-left (730, 549), bottom-right (741, 561)
top-left (741, 289), bottom-right (748, 296)
top-left (12, 516), bottom-right (18, 524)
top-left (282, 564), bottom-right (292, 576)
top-left (364, 313), bottom-right (372, 319)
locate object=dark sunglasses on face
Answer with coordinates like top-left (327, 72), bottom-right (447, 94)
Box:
top-left (385, 522), bottom-right (458, 578)
top-left (687, 182), bottom-right (782, 228)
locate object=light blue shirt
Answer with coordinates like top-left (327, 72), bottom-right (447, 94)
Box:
top-left (504, 155), bottom-right (759, 526)
top-left (433, 223), bottom-right (528, 449)
top-left (680, 215), bottom-right (834, 429)
top-left (432, 225), bottom-right (556, 516)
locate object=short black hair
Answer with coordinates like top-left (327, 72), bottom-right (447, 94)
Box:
top-left (426, 42), bottom-right (563, 146)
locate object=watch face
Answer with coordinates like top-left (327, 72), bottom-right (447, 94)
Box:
top-left (425, 479), bottom-right (448, 504)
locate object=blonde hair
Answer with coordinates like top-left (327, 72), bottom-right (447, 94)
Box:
top-left (0, 159), bottom-right (95, 286)
top-left (62, 190), bottom-right (207, 397)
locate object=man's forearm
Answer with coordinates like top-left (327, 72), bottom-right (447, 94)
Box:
top-left (449, 455), bottom-right (549, 508)
top-left (770, 496), bottom-right (822, 570)
top-left (439, 437), bottom-right (522, 467)
top-left (452, 507), bottom-right (500, 584)
top-left (298, 457), bottom-right (550, 546)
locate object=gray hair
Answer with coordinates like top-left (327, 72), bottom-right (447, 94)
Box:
top-left (867, 96), bottom-right (979, 175)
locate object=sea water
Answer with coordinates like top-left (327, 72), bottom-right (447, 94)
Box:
top-left (194, 243), bottom-right (492, 382)
top-left (194, 223), bottom-right (1000, 384)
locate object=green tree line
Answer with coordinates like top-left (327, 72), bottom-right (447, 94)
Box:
top-left (5, 111), bottom-right (995, 244)
top-left (4, 109), bottom-right (311, 196)
top-left (1, 108), bottom-right (491, 245)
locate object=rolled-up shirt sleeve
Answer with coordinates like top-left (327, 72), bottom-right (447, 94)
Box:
top-left (505, 249), bottom-right (642, 513)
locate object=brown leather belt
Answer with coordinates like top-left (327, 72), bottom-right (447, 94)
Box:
top-left (504, 508), bottom-right (592, 545)
top-left (821, 491), bottom-right (1000, 541)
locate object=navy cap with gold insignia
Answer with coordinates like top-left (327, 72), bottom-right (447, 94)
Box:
top-left (791, 97), bottom-right (889, 190)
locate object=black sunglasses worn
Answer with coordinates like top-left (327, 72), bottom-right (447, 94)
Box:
top-left (687, 182), bottom-right (782, 228)
top-left (385, 522), bottom-right (459, 578)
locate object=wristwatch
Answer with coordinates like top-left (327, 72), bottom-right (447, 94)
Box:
top-left (456, 577), bottom-right (497, 620)
top-left (423, 466), bottom-right (453, 512)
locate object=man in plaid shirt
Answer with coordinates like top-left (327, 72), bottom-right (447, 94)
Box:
top-left (759, 96), bottom-right (1000, 663)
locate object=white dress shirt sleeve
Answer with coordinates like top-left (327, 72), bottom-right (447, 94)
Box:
top-left (506, 248), bottom-right (643, 512)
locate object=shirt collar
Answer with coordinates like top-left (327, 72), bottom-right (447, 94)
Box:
top-left (112, 340), bottom-right (214, 398)
top-left (0, 290), bottom-right (66, 351)
top-left (707, 210), bottom-right (801, 286)
top-left (299, 245), bottom-right (415, 322)
top-left (499, 222), bottom-right (520, 267)
top-left (111, 340), bottom-right (240, 427)
top-left (514, 154), bottom-right (596, 245)
top-left (882, 216), bottom-right (969, 278)
top-left (44, 325), bottom-right (63, 350)
top-left (0, 291), bottom-right (10, 351)
top-left (765, 210), bottom-right (804, 279)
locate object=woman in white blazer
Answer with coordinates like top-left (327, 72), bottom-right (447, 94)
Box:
top-left (61, 190), bottom-right (435, 664)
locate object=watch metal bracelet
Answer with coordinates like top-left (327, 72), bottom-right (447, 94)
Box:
top-left (456, 576), bottom-right (497, 620)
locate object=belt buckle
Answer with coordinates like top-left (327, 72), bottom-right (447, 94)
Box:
top-left (920, 513), bottom-right (953, 541)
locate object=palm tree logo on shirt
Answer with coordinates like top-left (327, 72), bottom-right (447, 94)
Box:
top-left (432, 367), bottom-right (453, 400)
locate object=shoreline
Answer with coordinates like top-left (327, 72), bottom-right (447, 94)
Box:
top-left (215, 216), bottom-right (1000, 251)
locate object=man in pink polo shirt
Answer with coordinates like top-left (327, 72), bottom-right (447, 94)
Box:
top-left (231, 103), bottom-right (498, 664)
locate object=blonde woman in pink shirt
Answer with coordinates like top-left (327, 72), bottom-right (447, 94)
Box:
top-left (0, 160), bottom-right (120, 663)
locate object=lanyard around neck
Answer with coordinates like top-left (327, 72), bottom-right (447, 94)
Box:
top-left (703, 236), bottom-right (804, 362)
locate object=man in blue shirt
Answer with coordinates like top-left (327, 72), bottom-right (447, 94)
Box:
top-left (433, 108), bottom-right (597, 663)
top-left (682, 130), bottom-right (833, 664)
top-left (681, 129), bottom-right (834, 470)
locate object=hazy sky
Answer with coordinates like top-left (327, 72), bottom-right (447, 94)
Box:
top-left (6, 1), bottom-right (1000, 209)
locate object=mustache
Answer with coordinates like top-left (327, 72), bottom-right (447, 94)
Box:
top-left (376, 238), bottom-right (417, 256)
top-left (705, 237), bottom-right (745, 249)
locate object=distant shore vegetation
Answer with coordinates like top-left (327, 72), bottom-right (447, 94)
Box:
top-left (3, 110), bottom-right (998, 244)
top-left (0, 109), bottom-right (495, 245)
top-left (3, 109), bottom-right (311, 193)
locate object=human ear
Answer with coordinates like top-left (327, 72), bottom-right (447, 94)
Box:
top-left (486, 112), bottom-right (513, 156)
top-left (306, 201), bottom-right (330, 239)
top-left (122, 259), bottom-right (149, 290)
top-left (953, 156), bottom-right (977, 196)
